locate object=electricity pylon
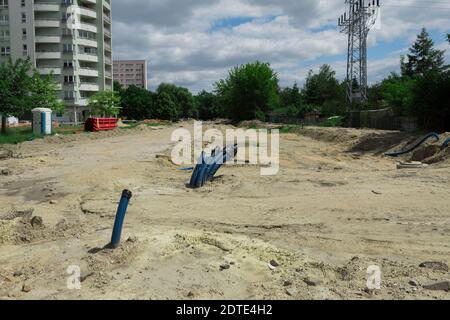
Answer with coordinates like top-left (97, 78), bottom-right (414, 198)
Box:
top-left (338, 0), bottom-right (381, 104)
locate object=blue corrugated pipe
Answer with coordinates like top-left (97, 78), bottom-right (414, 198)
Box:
top-left (442, 138), bottom-right (450, 151)
top-left (189, 152), bottom-right (206, 188)
top-left (384, 133), bottom-right (440, 157)
top-left (190, 144), bottom-right (238, 188)
top-left (110, 189), bottom-right (133, 248)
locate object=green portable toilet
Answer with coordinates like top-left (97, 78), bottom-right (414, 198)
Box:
top-left (32, 108), bottom-right (52, 135)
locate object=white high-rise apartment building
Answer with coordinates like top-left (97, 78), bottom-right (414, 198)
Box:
top-left (0, 0), bottom-right (113, 122)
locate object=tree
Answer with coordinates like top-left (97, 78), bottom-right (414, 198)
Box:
top-left (88, 91), bottom-right (121, 117)
top-left (120, 85), bottom-right (154, 120)
top-left (0, 58), bottom-right (62, 134)
top-left (302, 64), bottom-right (346, 116)
top-left (215, 61), bottom-right (280, 121)
top-left (154, 91), bottom-right (179, 121)
top-left (195, 90), bottom-right (224, 120)
top-left (410, 70), bottom-right (450, 131)
top-left (0, 58), bottom-right (33, 134)
top-left (113, 80), bottom-right (123, 92)
top-left (157, 83), bottom-right (198, 119)
top-left (28, 71), bottom-right (64, 113)
top-left (402, 28), bottom-right (446, 77)
top-left (376, 73), bottom-right (415, 116)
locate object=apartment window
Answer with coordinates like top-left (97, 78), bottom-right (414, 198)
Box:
top-left (0, 30), bottom-right (9, 39)
top-left (0, 0), bottom-right (8, 8)
top-left (22, 28), bottom-right (27, 39)
top-left (63, 60), bottom-right (74, 68)
top-left (64, 76), bottom-right (75, 84)
top-left (62, 28), bottom-right (73, 36)
top-left (21, 0), bottom-right (25, 8)
top-left (63, 43), bottom-right (74, 52)
top-left (21, 13), bottom-right (26, 23)
top-left (64, 91), bottom-right (75, 100)
top-left (0, 14), bottom-right (8, 25)
top-left (23, 44), bottom-right (27, 55)
top-left (83, 47), bottom-right (97, 55)
top-left (62, 0), bottom-right (74, 5)
top-left (1, 46), bottom-right (10, 56)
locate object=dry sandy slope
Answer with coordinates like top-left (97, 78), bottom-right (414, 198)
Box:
top-left (0, 122), bottom-right (449, 300)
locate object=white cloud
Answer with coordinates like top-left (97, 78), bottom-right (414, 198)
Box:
top-left (111, 0), bottom-right (450, 92)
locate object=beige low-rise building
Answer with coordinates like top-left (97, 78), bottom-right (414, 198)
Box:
top-left (113, 59), bottom-right (147, 89)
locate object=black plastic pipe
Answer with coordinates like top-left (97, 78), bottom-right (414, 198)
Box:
top-left (384, 133), bottom-right (440, 157)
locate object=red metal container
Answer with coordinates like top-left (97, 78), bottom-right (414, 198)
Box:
top-left (85, 118), bottom-right (118, 132)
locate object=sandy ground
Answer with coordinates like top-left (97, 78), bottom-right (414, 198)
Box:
top-left (0, 122), bottom-right (449, 300)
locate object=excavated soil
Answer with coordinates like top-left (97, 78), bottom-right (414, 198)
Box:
top-left (0, 122), bottom-right (449, 300)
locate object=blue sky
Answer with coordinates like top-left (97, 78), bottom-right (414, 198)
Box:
top-left (112, 0), bottom-right (450, 92)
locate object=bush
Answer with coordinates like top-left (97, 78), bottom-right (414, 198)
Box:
top-left (215, 61), bottom-right (280, 121)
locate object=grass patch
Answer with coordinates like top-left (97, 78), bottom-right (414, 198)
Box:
top-left (146, 122), bottom-right (166, 127)
top-left (279, 125), bottom-right (301, 134)
top-left (0, 125), bottom-right (87, 145)
top-left (315, 116), bottom-right (344, 128)
top-left (0, 127), bottom-right (42, 145)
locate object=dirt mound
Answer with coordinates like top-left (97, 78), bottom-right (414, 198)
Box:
top-left (0, 215), bottom-right (83, 246)
top-left (407, 133), bottom-right (450, 164)
top-left (297, 127), bottom-right (411, 154)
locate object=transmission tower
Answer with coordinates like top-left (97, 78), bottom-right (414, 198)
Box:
top-left (338, 0), bottom-right (381, 104)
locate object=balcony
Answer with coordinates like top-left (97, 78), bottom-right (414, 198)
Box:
top-left (81, 0), bottom-right (97, 5)
top-left (78, 37), bottom-right (98, 48)
top-left (0, 21), bottom-right (9, 26)
top-left (103, 15), bottom-right (111, 24)
top-left (35, 35), bottom-right (61, 43)
top-left (104, 29), bottom-right (111, 38)
top-left (79, 22), bottom-right (97, 33)
top-left (35, 51), bottom-right (62, 59)
top-left (0, 37), bottom-right (10, 42)
top-left (79, 82), bottom-right (99, 91)
top-left (78, 68), bottom-right (99, 77)
top-left (104, 57), bottom-right (112, 65)
top-left (37, 67), bottom-right (62, 75)
top-left (34, 3), bottom-right (59, 12)
top-left (76, 98), bottom-right (89, 106)
top-left (104, 42), bottom-right (111, 51)
top-left (35, 18), bottom-right (61, 28)
top-left (79, 7), bottom-right (97, 19)
top-left (77, 52), bottom-right (98, 63)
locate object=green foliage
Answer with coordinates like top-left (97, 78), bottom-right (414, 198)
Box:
top-left (410, 70), bottom-right (450, 131)
top-left (113, 80), bottom-right (123, 92)
top-left (154, 91), bottom-right (180, 121)
top-left (29, 72), bottom-right (65, 113)
top-left (157, 83), bottom-right (198, 119)
top-left (88, 91), bottom-right (121, 117)
top-left (278, 83), bottom-right (303, 117)
top-left (195, 90), bottom-right (224, 120)
top-left (0, 58), bottom-right (62, 134)
top-left (119, 85), bottom-right (154, 120)
top-left (215, 61), bottom-right (280, 121)
top-left (376, 73), bottom-right (415, 116)
top-left (302, 65), bottom-right (346, 116)
top-left (402, 28), bottom-right (446, 77)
